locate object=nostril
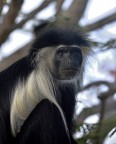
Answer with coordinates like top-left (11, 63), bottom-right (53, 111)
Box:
top-left (67, 60), bottom-right (71, 65)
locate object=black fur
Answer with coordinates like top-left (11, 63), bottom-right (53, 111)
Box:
top-left (30, 28), bottom-right (90, 59)
top-left (0, 28), bottom-right (89, 144)
top-left (14, 99), bottom-right (72, 144)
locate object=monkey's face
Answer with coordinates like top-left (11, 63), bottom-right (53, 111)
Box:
top-left (49, 45), bottom-right (83, 80)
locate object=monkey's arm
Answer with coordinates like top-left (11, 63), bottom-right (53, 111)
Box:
top-left (0, 117), bottom-right (5, 144)
top-left (0, 115), bottom-right (14, 144)
top-left (14, 99), bottom-right (71, 144)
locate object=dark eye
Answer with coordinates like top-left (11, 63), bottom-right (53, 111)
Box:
top-left (57, 50), bottom-right (64, 57)
top-left (72, 51), bottom-right (79, 56)
top-left (73, 52), bottom-right (78, 55)
top-left (72, 49), bottom-right (81, 56)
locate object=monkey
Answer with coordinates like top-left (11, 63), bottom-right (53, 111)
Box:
top-left (0, 27), bottom-right (90, 144)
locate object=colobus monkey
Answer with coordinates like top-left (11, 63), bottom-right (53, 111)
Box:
top-left (0, 28), bottom-right (90, 144)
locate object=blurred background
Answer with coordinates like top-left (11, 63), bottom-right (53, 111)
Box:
top-left (0, 0), bottom-right (116, 143)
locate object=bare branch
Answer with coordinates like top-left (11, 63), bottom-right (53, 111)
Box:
top-left (12, 0), bottom-right (53, 31)
top-left (79, 80), bottom-right (116, 100)
top-left (0, 0), bottom-right (53, 45)
top-left (0, 42), bottom-right (32, 71)
top-left (65, 0), bottom-right (89, 23)
top-left (55, 0), bottom-right (64, 15)
top-left (0, 0), bottom-right (24, 45)
top-left (76, 98), bottom-right (116, 123)
top-left (77, 105), bottom-right (100, 123)
top-left (79, 81), bottom-right (113, 92)
top-left (83, 12), bottom-right (116, 33)
top-left (98, 86), bottom-right (116, 100)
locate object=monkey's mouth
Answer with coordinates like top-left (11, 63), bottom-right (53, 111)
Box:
top-left (63, 69), bottom-right (77, 71)
top-left (62, 69), bottom-right (79, 76)
top-left (63, 68), bottom-right (79, 72)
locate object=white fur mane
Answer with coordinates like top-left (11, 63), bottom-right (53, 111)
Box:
top-left (10, 58), bottom-right (68, 136)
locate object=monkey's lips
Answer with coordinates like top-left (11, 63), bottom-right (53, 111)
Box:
top-left (63, 68), bottom-right (79, 72)
top-left (62, 69), bottom-right (79, 77)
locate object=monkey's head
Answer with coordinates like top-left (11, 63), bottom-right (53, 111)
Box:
top-left (30, 28), bottom-right (90, 81)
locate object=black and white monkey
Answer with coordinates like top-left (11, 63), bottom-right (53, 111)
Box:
top-left (0, 28), bottom-right (90, 144)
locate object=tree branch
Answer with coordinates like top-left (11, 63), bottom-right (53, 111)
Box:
top-left (0, 41), bottom-right (32, 71)
top-left (0, 0), bottom-right (24, 45)
top-left (98, 86), bottom-right (116, 100)
top-left (83, 12), bottom-right (116, 33)
top-left (65, 0), bottom-right (89, 23)
top-left (79, 81), bottom-right (112, 92)
top-left (55, 0), bottom-right (64, 15)
top-left (12, 0), bottom-right (53, 31)
top-left (76, 98), bottom-right (116, 123)
top-left (0, 0), bottom-right (53, 45)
